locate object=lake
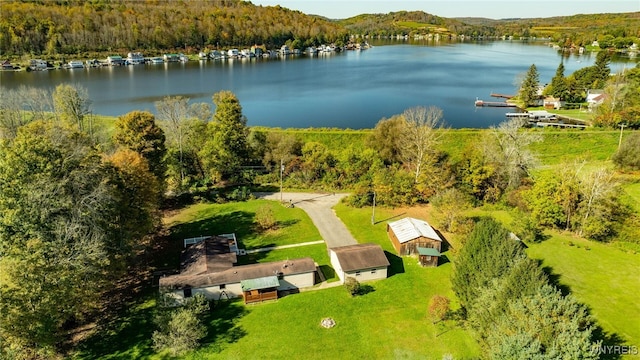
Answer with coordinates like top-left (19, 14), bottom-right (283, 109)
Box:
top-left (0, 41), bottom-right (634, 129)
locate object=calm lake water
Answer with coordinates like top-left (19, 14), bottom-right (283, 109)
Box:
top-left (0, 41), bottom-right (634, 129)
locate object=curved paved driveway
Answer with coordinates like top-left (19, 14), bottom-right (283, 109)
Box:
top-left (254, 192), bottom-right (357, 248)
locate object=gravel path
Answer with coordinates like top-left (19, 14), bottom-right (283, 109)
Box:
top-left (254, 192), bottom-right (357, 248)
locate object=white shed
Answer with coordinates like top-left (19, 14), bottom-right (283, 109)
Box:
top-left (330, 243), bottom-right (390, 284)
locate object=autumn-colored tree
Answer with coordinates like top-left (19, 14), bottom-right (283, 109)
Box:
top-left (105, 149), bottom-right (160, 254)
top-left (113, 111), bottom-right (167, 190)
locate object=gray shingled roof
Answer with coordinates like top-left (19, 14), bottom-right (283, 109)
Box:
top-left (159, 257), bottom-right (316, 289)
top-left (331, 243), bottom-right (390, 272)
top-left (180, 236), bottom-right (237, 275)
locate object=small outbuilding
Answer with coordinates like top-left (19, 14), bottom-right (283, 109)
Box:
top-left (329, 243), bottom-right (390, 284)
top-left (417, 247), bottom-right (441, 267)
top-left (387, 217), bottom-right (442, 257)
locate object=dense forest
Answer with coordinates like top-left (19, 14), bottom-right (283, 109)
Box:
top-left (1, 0), bottom-right (638, 57)
top-left (0, 0), bottom-right (348, 56)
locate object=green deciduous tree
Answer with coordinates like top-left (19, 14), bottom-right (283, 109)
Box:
top-left (430, 187), bottom-right (472, 233)
top-left (199, 91), bottom-right (249, 182)
top-left (455, 142), bottom-right (498, 202)
top-left (52, 83), bottom-right (93, 132)
top-left (366, 115), bottom-right (405, 165)
top-left (153, 294), bottom-right (209, 356)
top-left (0, 121), bottom-right (115, 357)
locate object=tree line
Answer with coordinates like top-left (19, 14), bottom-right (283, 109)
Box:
top-left (516, 56), bottom-right (640, 128)
top-left (2, 1), bottom-right (637, 58)
top-left (0, 0), bottom-right (348, 57)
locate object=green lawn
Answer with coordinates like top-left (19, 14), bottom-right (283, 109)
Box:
top-left (164, 200), bottom-right (321, 251)
top-left (465, 205), bottom-right (640, 355)
top-left (526, 233), bottom-right (640, 350)
top-left (623, 181), bottom-right (640, 212)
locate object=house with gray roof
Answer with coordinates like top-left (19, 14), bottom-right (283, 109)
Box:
top-left (159, 236), bottom-right (316, 304)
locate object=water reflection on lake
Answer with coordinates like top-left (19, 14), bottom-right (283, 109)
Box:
top-left (0, 40), bottom-right (633, 129)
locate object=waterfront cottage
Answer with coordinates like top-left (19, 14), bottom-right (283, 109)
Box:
top-left (543, 96), bottom-right (564, 109)
top-left (387, 217), bottom-right (442, 257)
top-left (329, 243), bottom-right (390, 284)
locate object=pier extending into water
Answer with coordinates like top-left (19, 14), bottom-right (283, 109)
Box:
top-left (475, 99), bottom-right (518, 107)
top-left (490, 93), bottom-right (514, 99)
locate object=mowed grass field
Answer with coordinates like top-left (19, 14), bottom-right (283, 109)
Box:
top-left (526, 233), bottom-right (640, 350)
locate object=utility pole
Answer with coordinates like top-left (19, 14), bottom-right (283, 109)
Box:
top-left (619, 123), bottom-right (626, 149)
top-left (279, 158), bottom-right (284, 203)
top-left (371, 191), bottom-right (376, 225)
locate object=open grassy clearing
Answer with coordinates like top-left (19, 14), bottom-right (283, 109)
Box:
top-left (164, 200), bottom-right (321, 251)
top-left (623, 181), bottom-right (640, 212)
top-left (527, 234), bottom-right (640, 351)
top-left (529, 130), bottom-right (619, 165)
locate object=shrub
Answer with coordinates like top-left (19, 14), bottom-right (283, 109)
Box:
top-left (428, 295), bottom-right (451, 322)
top-left (152, 294), bottom-right (209, 356)
top-left (344, 277), bottom-right (361, 296)
top-left (612, 133), bottom-right (640, 170)
top-left (255, 204), bottom-right (277, 230)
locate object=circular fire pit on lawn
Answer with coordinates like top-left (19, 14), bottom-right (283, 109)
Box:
top-left (320, 317), bottom-right (336, 329)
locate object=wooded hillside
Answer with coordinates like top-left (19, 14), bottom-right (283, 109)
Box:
top-left (0, 0), bottom-right (348, 56)
top-left (1, 0), bottom-right (638, 57)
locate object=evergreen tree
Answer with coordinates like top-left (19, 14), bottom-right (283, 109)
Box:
top-left (486, 285), bottom-right (599, 359)
top-left (451, 218), bottom-right (525, 309)
top-left (519, 64), bottom-right (540, 106)
top-left (549, 62), bottom-right (569, 100)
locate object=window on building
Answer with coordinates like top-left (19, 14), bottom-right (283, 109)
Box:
top-left (183, 287), bottom-right (192, 298)
top-left (371, 269), bottom-right (377, 274)
top-left (220, 284), bottom-right (226, 290)
top-left (355, 271), bottom-right (361, 276)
